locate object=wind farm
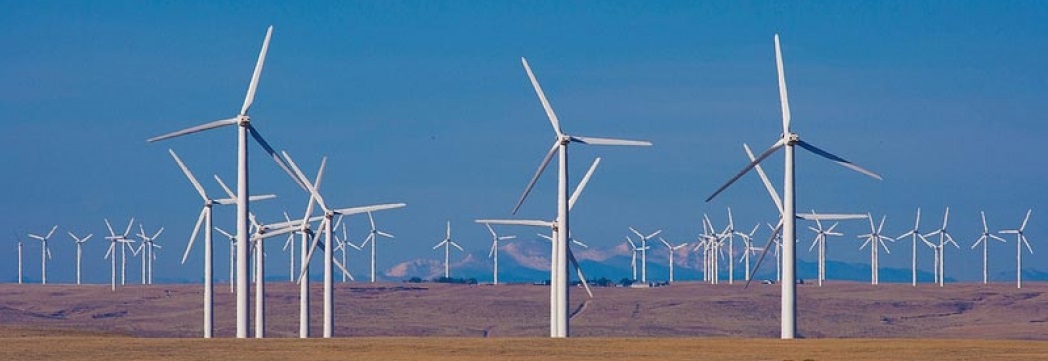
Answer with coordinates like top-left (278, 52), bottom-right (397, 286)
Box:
top-left (3, 2), bottom-right (1048, 360)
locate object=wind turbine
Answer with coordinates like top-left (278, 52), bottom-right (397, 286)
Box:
top-left (147, 26), bottom-right (306, 338)
top-left (897, 208), bottom-right (930, 286)
top-left (628, 227), bottom-right (662, 283)
top-left (923, 208), bottom-right (958, 287)
top-left (27, 226), bottom-right (57, 285)
top-left (103, 218), bottom-right (135, 291)
top-left (693, 216), bottom-right (720, 284)
top-left (807, 216), bottom-right (841, 287)
top-left (433, 221), bottom-right (464, 279)
top-left (626, 236), bottom-right (643, 281)
top-left (360, 211), bottom-right (395, 283)
top-left (136, 225), bottom-right (163, 285)
top-left (484, 224), bottom-right (515, 285)
top-left (972, 211), bottom-right (1007, 284)
top-left (215, 227), bottom-right (237, 293)
top-left (858, 215), bottom-right (894, 285)
top-left (284, 151), bottom-right (406, 338)
top-left (68, 232), bottom-right (93, 285)
top-left (479, 156), bottom-right (603, 337)
top-left (15, 233), bottom-right (23, 284)
top-left (658, 237), bottom-right (687, 283)
top-left (1000, 209), bottom-right (1034, 288)
top-left (335, 218), bottom-right (361, 283)
top-left (712, 208), bottom-right (746, 284)
top-left (508, 58), bottom-right (651, 338)
top-left (737, 223), bottom-right (760, 282)
top-left (705, 35), bottom-right (882, 339)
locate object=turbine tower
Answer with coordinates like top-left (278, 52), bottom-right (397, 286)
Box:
top-left (27, 226), bottom-right (57, 285)
top-left (923, 208), bottom-right (958, 287)
top-left (1000, 209), bottom-right (1033, 288)
top-left (509, 57), bottom-right (651, 338)
top-left (972, 211), bottom-right (1007, 284)
top-left (705, 34), bottom-right (882, 339)
top-left (432, 221), bottom-right (463, 279)
top-left (659, 237), bottom-right (687, 283)
top-left (628, 227), bottom-right (662, 283)
top-left (484, 224), bottom-right (515, 285)
top-left (897, 208), bottom-right (930, 286)
top-left (858, 215), bottom-right (894, 285)
top-left (68, 232), bottom-right (93, 285)
top-left (103, 218), bottom-right (135, 291)
top-left (807, 216), bottom-right (841, 287)
top-left (361, 212), bottom-right (395, 283)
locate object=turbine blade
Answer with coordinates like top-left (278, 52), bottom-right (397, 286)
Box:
top-left (795, 140), bottom-right (882, 180)
top-left (570, 136), bottom-right (652, 147)
top-left (512, 141), bottom-right (559, 215)
top-left (281, 151), bottom-right (328, 211)
top-left (240, 26), bottom-right (273, 116)
top-left (1021, 209), bottom-right (1032, 231)
top-left (475, 219), bottom-right (553, 228)
top-left (252, 127), bottom-right (307, 190)
top-left (181, 208), bottom-right (208, 264)
top-left (332, 257), bottom-right (355, 281)
top-left (168, 149), bottom-right (209, 201)
top-left (297, 219), bottom-right (327, 283)
top-left (568, 157), bottom-right (601, 211)
top-left (214, 227), bottom-right (235, 239)
top-left (104, 218), bottom-right (116, 237)
top-left (45, 225), bottom-right (58, 240)
top-left (123, 218), bottom-right (135, 237)
top-left (744, 218), bottom-right (783, 289)
top-left (520, 57), bottom-right (562, 136)
top-left (567, 246), bottom-right (593, 299)
top-left (147, 118), bottom-right (237, 143)
top-left (707, 139), bottom-right (786, 202)
top-left (774, 34), bottom-right (791, 134)
top-left (333, 203), bottom-right (407, 217)
top-left (744, 143), bottom-right (783, 213)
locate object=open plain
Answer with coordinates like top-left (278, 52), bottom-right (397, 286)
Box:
top-left (1, 282), bottom-right (1047, 359)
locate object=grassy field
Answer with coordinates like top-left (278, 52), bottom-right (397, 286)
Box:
top-left (1, 336), bottom-right (1047, 361)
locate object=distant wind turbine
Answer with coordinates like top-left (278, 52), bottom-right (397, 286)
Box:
top-left (27, 226), bottom-right (57, 285)
top-left (971, 211), bottom-right (1007, 284)
top-left (1000, 209), bottom-right (1033, 289)
top-left (68, 232), bottom-right (93, 285)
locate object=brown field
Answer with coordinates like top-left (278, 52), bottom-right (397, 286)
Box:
top-left (1, 282), bottom-right (1047, 360)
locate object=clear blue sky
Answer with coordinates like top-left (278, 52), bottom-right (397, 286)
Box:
top-left (2, 1), bottom-right (1046, 283)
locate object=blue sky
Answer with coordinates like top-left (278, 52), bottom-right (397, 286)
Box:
top-left (2, 1), bottom-right (1046, 283)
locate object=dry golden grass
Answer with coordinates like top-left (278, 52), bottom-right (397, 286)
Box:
top-left (1, 337), bottom-right (1047, 361)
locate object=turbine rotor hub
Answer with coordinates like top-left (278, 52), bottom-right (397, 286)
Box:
top-left (786, 133), bottom-right (799, 145)
top-left (237, 115), bottom-right (251, 126)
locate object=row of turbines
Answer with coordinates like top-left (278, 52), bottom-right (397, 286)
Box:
top-left (22, 24), bottom-right (1033, 342)
top-left (16, 220), bottom-right (163, 288)
top-left (617, 208), bottom-right (1034, 289)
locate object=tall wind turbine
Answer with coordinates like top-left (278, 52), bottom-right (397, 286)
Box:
top-left (659, 237), bottom-right (687, 283)
top-left (807, 216), bottom-right (841, 287)
top-left (147, 26), bottom-right (303, 338)
top-left (285, 151), bottom-right (406, 338)
top-left (137, 225), bottom-right (164, 285)
top-left (484, 224), bottom-right (515, 285)
top-left (923, 208), bottom-right (958, 287)
top-left (68, 232), bottom-right (92, 285)
top-left (1000, 209), bottom-right (1033, 288)
top-left (335, 218), bottom-right (361, 283)
top-left (27, 226), bottom-right (57, 285)
top-left (705, 34), bottom-right (882, 339)
top-left (433, 222), bottom-right (464, 279)
top-left (170, 149), bottom-right (275, 338)
top-left (897, 208), bottom-right (929, 286)
top-left (15, 233), bottom-right (23, 284)
top-left (103, 218), bottom-right (135, 291)
top-left (737, 223), bottom-right (760, 282)
top-left (628, 227), bottom-right (662, 283)
top-left (510, 57), bottom-right (651, 338)
top-left (858, 215), bottom-right (894, 285)
top-left (361, 211), bottom-right (395, 283)
top-left (479, 156), bottom-right (602, 337)
top-left (215, 227), bottom-right (237, 293)
top-left (626, 236), bottom-right (643, 281)
top-left (972, 211), bottom-right (1007, 284)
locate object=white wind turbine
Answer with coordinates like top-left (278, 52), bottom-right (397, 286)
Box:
top-left (336, 218), bottom-right (361, 283)
top-left (625, 236), bottom-right (644, 281)
top-left (215, 227), bottom-right (237, 293)
top-left (628, 227), bottom-right (662, 283)
top-left (280, 212), bottom-right (299, 283)
top-left (897, 208), bottom-right (930, 287)
top-left (737, 223), bottom-right (760, 282)
top-left (147, 26), bottom-right (306, 338)
top-left (972, 211), bottom-right (1007, 284)
top-left (705, 34), bottom-right (882, 339)
top-left (923, 208), bottom-right (958, 287)
top-left (1000, 209), bottom-right (1034, 289)
top-left (484, 224), bottom-right (515, 285)
top-left (103, 218), bottom-right (136, 291)
top-left (27, 226), bottom-right (57, 285)
top-left (714, 208), bottom-right (747, 284)
top-left (169, 149), bottom-right (275, 338)
top-left (137, 225), bottom-right (164, 285)
top-left (284, 151), bottom-right (406, 338)
top-left (478, 156), bottom-right (602, 337)
top-left (659, 237), bottom-right (687, 283)
top-left (360, 211), bottom-right (395, 283)
top-left (692, 216), bottom-right (720, 284)
top-left (15, 233), bottom-right (23, 284)
top-left (509, 57), bottom-right (651, 338)
top-left (858, 215), bottom-right (894, 285)
top-left (807, 217), bottom-right (842, 287)
top-left (68, 232), bottom-right (93, 285)
top-left (433, 221), bottom-right (464, 279)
